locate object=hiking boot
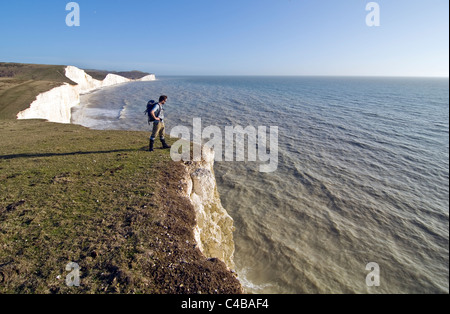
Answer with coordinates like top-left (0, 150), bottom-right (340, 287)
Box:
top-left (149, 139), bottom-right (155, 152)
top-left (161, 139), bottom-right (171, 149)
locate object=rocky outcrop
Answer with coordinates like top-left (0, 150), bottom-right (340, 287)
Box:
top-left (180, 145), bottom-right (236, 271)
top-left (65, 66), bottom-right (143, 91)
top-left (17, 66), bottom-right (156, 124)
top-left (139, 74), bottom-right (157, 81)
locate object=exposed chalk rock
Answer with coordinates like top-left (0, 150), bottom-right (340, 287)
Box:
top-left (17, 66), bottom-right (156, 124)
top-left (191, 168), bottom-right (216, 200)
top-left (139, 74), bottom-right (157, 81)
top-left (65, 65), bottom-right (103, 92)
top-left (16, 83), bottom-right (80, 124)
top-left (181, 145), bottom-right (236, 271)
top-left (102, 73), bottom-right (132, 87)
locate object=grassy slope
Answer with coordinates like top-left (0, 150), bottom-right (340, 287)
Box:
top-left (0, 63), bottom-right (241, 294)
top-left (0, 63), bottom-right (75, 83)
top-left (0, 63), bottom-right (149, 119)
top-left (0, 63), bottom-right (76, 120)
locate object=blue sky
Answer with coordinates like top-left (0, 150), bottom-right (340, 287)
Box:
top-left (0, 0), bottom-right (448, 76)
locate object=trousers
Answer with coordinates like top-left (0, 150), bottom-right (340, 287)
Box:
top-left (150, 121), bottom-right (165, 141)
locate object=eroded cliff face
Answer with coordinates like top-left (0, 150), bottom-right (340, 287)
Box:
top-left (16, 83), bottom-right (80, 124)
top-left (180, 145), bottom-right (236, 271)
top-left (17, 66), bottom-right (156, 124)
top-left (139, 74), bottom-right (157, 81)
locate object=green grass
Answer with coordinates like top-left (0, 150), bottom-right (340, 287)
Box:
top-left (0, 62), bottom-right (242, 294)
top-left (0, 63), bottom-right (76, 120)
top-left (0, 63), bottom-right (75, 84)
top-left (0, 120), bottom-right (241, 294)
top-left (0, 63), bottom-right (151, 120)
top-left (0, 79), bottom-right (69, 120)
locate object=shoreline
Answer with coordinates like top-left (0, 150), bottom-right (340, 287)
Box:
top-left (16, 66), bottom-right (156, 124)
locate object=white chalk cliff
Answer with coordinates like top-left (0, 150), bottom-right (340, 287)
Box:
top-left (17, 66), bottom-right (156, 124)
top-left (180, 145), bottom-right (237, 271)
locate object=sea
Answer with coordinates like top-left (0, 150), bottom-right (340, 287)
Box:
top-left (71, 76), bottom-right (449, 294)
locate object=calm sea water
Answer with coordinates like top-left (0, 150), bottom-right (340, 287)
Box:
top-left (72, 76), bottom-right (449, 294)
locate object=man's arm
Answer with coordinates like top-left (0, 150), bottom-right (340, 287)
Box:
top-left (150, 104), bottom-right (161, 121)
top-left (150, 110), bottom-right (160, 121)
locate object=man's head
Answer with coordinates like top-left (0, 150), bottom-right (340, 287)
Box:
top-left (159, 95), bottom-right (168, 104)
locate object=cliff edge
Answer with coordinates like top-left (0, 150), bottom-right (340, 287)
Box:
top-left (0, 63), bottom-right (242, 293)
top-left (0, 120), bottom-right (242, 294)
top-left (181, 145), bottom-right (236, 271)
top-left (16, 66), bottom-right (156, 124)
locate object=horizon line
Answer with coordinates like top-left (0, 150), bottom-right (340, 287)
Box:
top-left (1, 60), bottom-right (448, 79)
top-left (154, 74), bottom-right (450, 79)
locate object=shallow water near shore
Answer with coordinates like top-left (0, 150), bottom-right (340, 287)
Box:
top-left (72, 76), bottom-right (449, 293)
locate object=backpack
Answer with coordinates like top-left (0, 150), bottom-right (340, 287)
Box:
top-left (144, 100), bottom-right (158, 124)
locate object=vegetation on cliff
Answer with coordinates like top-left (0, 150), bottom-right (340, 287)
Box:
top-left (0, 62), bottom-right (151, 120)
top-left (0, 63), bottom-right (242, 294)
top-left (84, 69), bottom-right (151, 81)
top-left (0, 63), bottom-right (75, 120)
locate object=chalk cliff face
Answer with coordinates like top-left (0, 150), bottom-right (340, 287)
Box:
top-left (139, 74), bottom-right (157, 81)
top-left (16, 84), bottom-right (80, 124)
top-left (65, 65), bottom-right (102, 92)
top-left (17, 66), bottom-right (156, 124)
top-left (180, 145), bottom-right (236, 271)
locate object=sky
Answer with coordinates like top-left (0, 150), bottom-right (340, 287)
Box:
top-left (0, 0), bottom-right (448, 76)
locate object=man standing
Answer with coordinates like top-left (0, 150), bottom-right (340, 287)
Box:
top-left (149, 95), bottom-right (171, 152)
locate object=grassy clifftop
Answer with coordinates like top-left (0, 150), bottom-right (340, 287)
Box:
top-left (0, 62), bottom-right (151, 120)
top-left (0, 120), bottom-right (241, 294)
top-left (0, 63), bottom-right (76, 83)
top-left (0, 63), bottom-right (76, 120)
top-left (0, 63), bottom-right (241, 294)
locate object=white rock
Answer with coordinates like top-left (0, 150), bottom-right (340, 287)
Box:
top-left (139, 74), bottom-right (156, 81)
top-left (17, 66), bottom-right (155, 124)
top-left (201, 145), bottom-right (216, 165)
top-left (191, 168), bottom-right (215, 201)
top-left (65, 65), bottom-right (102, 92)
top-left (102, 73), bottom-right (131, 87)
top-left (183, 146), bottom-right (237, 271)
top-left (17, 83), bottom-right (80, 124)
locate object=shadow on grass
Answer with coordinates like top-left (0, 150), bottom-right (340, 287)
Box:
top-left (0, 147), bottom-right (149, 160)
